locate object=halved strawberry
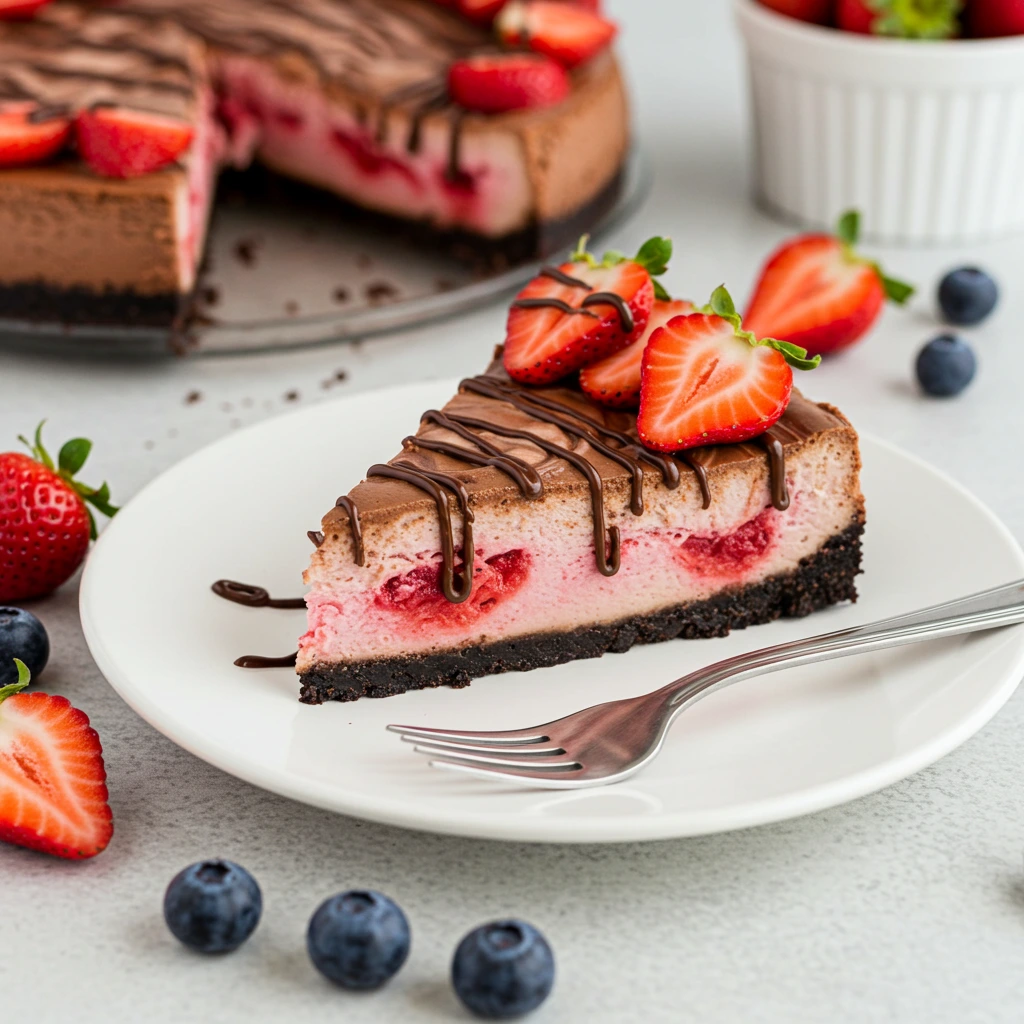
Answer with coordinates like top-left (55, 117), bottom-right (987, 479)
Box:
top-left (0, 0), bottom-right (53, 18)
top-left (637, 287), bottom-right (820, 452)
top-left (0, 101), bottom-right (71, 168)
top-left (580, 298), bottom-right (694, 408)
top-left (503, 236), bottom-right (671, 384)
top-left (496, 1), bottom-right (618, 68)
top-left (75, 105), bottom-right (194, 179)
top-left (0, 659), bottom-right (113, 860)
top-left (742, 211), bottom-right (914, 358)
top-left (449, 53), bottom-right (569, 113)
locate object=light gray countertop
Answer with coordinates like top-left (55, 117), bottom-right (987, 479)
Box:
top-left (3, 2), bottom-right (1024, 1021)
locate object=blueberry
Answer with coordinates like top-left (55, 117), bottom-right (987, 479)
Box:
top-left (452, 920), bottom-right (555, 1020)
top-left (915, 334), bottom-right (977, 397)
top-left (938, 267), bottom-right (998, 326)
top-left (163, 859), bottom-right (262, 953)
top-left (0, 607), bottom-right (49, 687)
top-left (307, 890), bottom-right (410, 990)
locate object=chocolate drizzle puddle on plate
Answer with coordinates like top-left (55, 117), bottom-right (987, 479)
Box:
top-left (212, 579), bottom-right (305, 609)
top-left (212, 580), bottom-right (304, 670)
top-left (234, 652), bottom-right (298, 669)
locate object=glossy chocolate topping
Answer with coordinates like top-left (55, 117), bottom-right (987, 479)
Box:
top-left (324, 360), bottom-right (850, 604)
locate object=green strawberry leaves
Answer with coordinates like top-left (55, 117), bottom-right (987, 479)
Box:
top-left (59, 438), bottom-right (92, 476)
top-left (834, 209), bottom-right (915, 306)
top-left (0, 659), bottom-right (31, 704)
top-left (570, 234), bottom-right (674, 301)
top-left (19, 421), bottom-right (119, 540)
top-left (703, 285), bottom-right (822, 372)
top-left (867, 0), bottom-right (962, 39)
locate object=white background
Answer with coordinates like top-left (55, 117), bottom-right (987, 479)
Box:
top-left (3, 1), bottom-right (1024, 1020)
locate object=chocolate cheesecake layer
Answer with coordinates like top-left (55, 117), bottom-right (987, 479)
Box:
top-left (297, 522), bottom-right (864, 704)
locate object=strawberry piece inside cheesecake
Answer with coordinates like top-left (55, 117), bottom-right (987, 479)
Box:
top-left (297, 357), bottom-right (864, 703)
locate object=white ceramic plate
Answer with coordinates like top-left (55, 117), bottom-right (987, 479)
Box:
top-left (81, 379), bottom-right (1024, 843)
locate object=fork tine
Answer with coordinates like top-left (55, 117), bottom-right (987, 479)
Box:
top-left (411, 747), bottom-right (580, 772)
top-left (402, 737), bottom-right (565, 757)
top-left (428, 757), bottom-right (587, 789)
top-left (386, 723), bottom-right (550, 746)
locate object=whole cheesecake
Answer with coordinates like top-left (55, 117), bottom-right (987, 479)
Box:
top-left (0, 0), bottom-right (630, 327)
top-left (297, 358), bottom-right (864, 703)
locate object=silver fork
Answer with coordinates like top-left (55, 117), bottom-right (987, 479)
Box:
top-left (387, 580), bottom-right (1024, 789)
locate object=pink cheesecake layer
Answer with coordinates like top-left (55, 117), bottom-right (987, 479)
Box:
top-left (176, 86), bottom-right (226, 292)
top-left (216, 55), bottom-right (532, 237)
top-left (298, 428), bottom-right (862, 670)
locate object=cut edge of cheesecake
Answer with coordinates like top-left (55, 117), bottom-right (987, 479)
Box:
top-left (297, 363), bottom-right (865, 704)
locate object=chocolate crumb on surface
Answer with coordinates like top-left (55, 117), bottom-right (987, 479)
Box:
top-left (365, 281), bottom-right (399, 304)
top-left (332, 287), bottom-right (350, 304)
top-left (184, 390), bottom-right (202, 405)
top-left (284, 300), bottom-right (300, 316)
top-left (201, 285), bottom-right (220, 307)
top-left (234, 238), bottom-right (261, 266)
top-left (284, 389), bottom-right (300, 402)
top-left (298, 525), bottom-right (864, 704)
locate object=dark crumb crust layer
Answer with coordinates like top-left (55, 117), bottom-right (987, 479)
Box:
top-left (217, 162), bottom-right (626, 270)
top-left (298, 521), bottom-right (865, 705)
top-left (0, 166), bottom-right (624, 329)
top-left (0, 281), bottom-right (189, 328)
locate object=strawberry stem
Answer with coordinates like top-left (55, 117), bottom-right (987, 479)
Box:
top-left (17, 421), bottom-right (119, 541)
top-left (835, 209), bottom-right (915, 306)
top-left (0, 659), bottom-right (31, 703)
top-left (569, 234), bottom-right (674, 300)
top-left (702, 285), bottom-right (822, 371)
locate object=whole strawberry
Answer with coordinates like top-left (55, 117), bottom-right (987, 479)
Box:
top-left (0, 422), bottom-right (119, 602)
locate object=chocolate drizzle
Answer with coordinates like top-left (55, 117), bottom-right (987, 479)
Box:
top-left (333, 495), bottom-right (365, 566)
top-left (580, 291), bottom-right (634, 333)
top-left (539, 266), bottom-right (593, 290)
top-left (308, 530), bottom-right (325, 548)
top-left (234, 652), bottom-right (298, 669)
top-left (758, 432), bottom-right (791, 512)
top-left (367, 462), bottom-right (475, 602)
top-left (212, 579), bottom-right (305, 609)
top-left (511, 297), bottom-right (598, 318)
top-left (509, 291), bottom-right (635, 332)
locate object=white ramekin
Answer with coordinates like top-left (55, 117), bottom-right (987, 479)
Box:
top-left (735, 0), bottom-right (1024, 245)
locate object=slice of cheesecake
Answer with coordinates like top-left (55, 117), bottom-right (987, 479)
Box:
top-left (298, 360), bottom-right (865, 703)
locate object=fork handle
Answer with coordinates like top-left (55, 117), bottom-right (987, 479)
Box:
top-left (660, 579), bottom-right (1024, 711)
